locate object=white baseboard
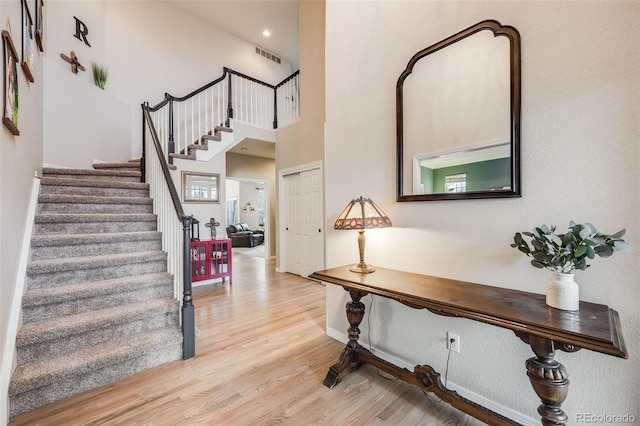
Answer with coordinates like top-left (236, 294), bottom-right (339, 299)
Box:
top-left (326, 327), bottom-right (538, 426)
top-left (0, 178), bottom-right (40, 426)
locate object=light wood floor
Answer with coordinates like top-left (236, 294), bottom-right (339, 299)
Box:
top-left (10, 251), bottom-right (484, 425)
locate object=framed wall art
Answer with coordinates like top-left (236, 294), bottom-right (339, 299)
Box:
top-left (2, 29), bottom-right (20, 135)
top-left (34, 0), bottom-right (44, 52)
top-left (21, 0), bottom-right (35, 82)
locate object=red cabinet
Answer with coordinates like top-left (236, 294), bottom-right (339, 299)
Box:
top-left (190, 239), bottom-right (232, 283)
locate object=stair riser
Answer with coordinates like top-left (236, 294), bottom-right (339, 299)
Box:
top-left (18, 310), bottom-right (179, 365)
top-left (43, 174), bottom-right (140, 183)
top-left (27, 259), bottom-right (167, 289)
top-left (40, 185), bottom-right (149, 198)
top-left (37, 202), bottom-right (153, 214)
top-left (9, 343), bottom-right (182, 418)
top-left (35, 220), bottom-right (157, 235)
top-left (93, 166), bottom-right (141, 172)
top-left (31, 239), bottom-right (162, 261)
top-left (22, 285), bottom-right (174, 324)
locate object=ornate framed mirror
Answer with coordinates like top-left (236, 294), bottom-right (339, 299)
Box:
top-left (396, 20), bottom-right (521, 201)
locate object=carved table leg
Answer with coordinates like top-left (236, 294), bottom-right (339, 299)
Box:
top-left (526, 336), bottom-right (569, 426)
top-left (323, 288), bottom-right (367, 388)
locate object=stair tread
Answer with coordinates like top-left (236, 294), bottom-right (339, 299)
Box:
top-left (43, 168), bottom-right (141, 178)
top-left (215, 125), bottom-right (233, 133)
top-left (31, 231), bottom-right (161, 247)
top-left (187, 143), bottom-right (208, 150)
top-left (22, 272), bottom-right (173, 308)
top-left (10, 326), bottom-right (181, 396)
top-left (27, 251), bottom-right (166, 274)
top-left (41, 177), bottom-right (148, 189)
top-left (169, 153), bottom-right (196, 160)
top-left (38, 194), bottom-right (152, 205)
top-left (16, 298), bottom-right (178, 347)
top-left (93, 162), bottom-right (140, 169)
top-left (34, 213), bottom-right (157, 223)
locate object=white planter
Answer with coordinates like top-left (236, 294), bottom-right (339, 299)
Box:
top-left (546, 272), bottom-right (579, 311)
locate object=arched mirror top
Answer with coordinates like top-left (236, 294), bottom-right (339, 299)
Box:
top-left (396, 20), bottom-right (521, 201)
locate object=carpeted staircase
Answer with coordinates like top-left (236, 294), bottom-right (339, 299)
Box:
top-left (8, 160), bottom-right (183, 418)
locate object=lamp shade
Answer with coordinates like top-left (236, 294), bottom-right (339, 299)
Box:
top-left (334, 196), bottom-right (391, 273)
top-left (334, 196), bottom-right (392, 230)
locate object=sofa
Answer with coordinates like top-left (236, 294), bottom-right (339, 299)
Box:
top-left (226, 223), bottom-right (265, 247)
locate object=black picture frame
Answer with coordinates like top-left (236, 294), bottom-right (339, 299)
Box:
top-left (21, 0), bottom-right (35, 82)
top-left (34, 0), bottom-right (44, 52)
top-left (2, 29), bottom-right (20, 135)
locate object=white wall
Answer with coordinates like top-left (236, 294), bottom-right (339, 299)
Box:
top-left (43, 59), bottom-right (131, 168)
top-left (43, 0), bottom-right (295, 164)
top-left (238, 181), bottom-right (264, 230)
top-left (0, 0), bottom-right (45, 422)
top-left (325, 1), bottom-right (639, 423)
top-left (42, 0), bottom-right (127, 168)
top-left (104, 1), bottom-right (294, 158)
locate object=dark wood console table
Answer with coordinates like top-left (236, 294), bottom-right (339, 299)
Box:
top-left (309, 265), bottom-right (627, 426)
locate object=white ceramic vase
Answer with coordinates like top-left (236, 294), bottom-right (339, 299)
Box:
top-left (546, 272), bottom-right (579, 311)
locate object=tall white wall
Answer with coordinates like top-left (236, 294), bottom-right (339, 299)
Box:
top-left (104, 1), bottom-right (294, 158)
top-left (42, 0), bottom-right (121, 168)
top-left (325, 1), bottom-right (639, 423)
top-left (43, 0), bottom-right (295, 164)
top-left (0, 0), bottom-right (45, 422)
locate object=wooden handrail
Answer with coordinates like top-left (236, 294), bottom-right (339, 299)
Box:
top-left (142, 107), bottom-right (185, 219)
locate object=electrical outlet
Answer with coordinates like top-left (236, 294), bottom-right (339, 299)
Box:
top-left (447, 332), bottom-right (460, 353)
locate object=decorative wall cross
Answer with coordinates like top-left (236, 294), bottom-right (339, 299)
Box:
top-left (205, 217), bottom-right (220, 240)
top-left (60, 50), bottom-right (85, 74)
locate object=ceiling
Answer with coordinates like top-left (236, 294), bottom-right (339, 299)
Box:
top-left (227, 138), bottom-right (276, 160)
top-left (168, 0), bottom-right (297, 160)
top-left (168, 0), bottom-right (299, 67)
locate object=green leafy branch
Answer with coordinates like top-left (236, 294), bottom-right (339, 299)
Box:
top-left (511, 221), bottom-right (631, 274)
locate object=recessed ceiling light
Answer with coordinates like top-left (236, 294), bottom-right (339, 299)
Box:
top-left (262, 30), bottom-right (271, 37)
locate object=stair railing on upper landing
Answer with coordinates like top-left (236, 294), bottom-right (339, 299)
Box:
top-left (139, 67), bottom-right (299, 360)
top-left (145, 67), bottom-right (300, 165)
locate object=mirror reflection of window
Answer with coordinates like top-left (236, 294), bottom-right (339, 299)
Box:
top-left (445, 173), bottom-right (467, 193)
top-left (189, 184), bottom-right (208, 199)
top-left (257, 188), bottom-right (265, 227)
top-left (226, 197), bottom-right (238, 226)
top-left (182, 172), bottom-right (220, 202)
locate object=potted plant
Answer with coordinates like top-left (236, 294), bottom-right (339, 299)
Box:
top-left (91, 62), bottom-right (108, 89)
top-left (511, 221), bottom-right (631, 310)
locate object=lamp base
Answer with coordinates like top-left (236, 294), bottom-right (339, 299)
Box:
top-left (349, 262), bottom-right (375, 274)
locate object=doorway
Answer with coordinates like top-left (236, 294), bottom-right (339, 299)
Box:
top-left (278, 162), bottom-right (324, 277)
top-left (226, 178), bottom-right (268, 259)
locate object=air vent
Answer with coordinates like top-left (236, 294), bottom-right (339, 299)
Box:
top-left (255, 47), bottom-right (282, 64)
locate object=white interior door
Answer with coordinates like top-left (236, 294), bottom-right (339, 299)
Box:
top-left (285, 172), bottom-right (303, 275)
top-left (283, 167), bottom-right (323, 277)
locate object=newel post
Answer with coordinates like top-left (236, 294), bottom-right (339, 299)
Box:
top-left (226, 73), bottom-right (234, 127)
top-left (140, 103), bottom-right (147, 183)
top-left (168, 97), bottom-right (175, 165)
top-left (182, 215), bottom-right (195, 359)
top-left (272, 87), bottom-right (278, 129)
